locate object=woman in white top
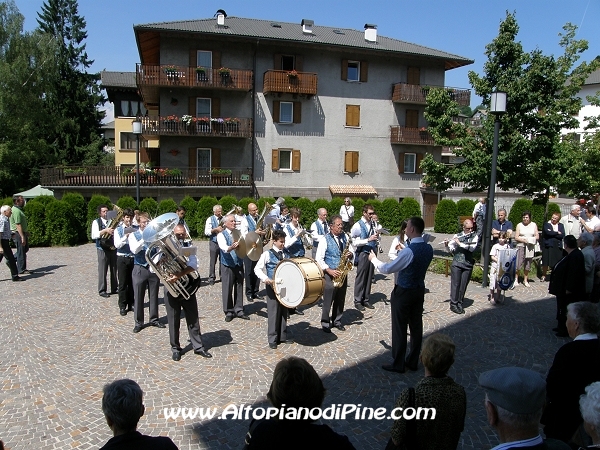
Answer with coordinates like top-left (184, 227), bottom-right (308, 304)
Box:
top-left (514, 210), bottom-right (539, 287)
top-left (388, 220), bottom-right (408, 261)
top-left (339, 197), bottom-right (354, 233)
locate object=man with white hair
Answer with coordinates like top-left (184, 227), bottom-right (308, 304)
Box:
top-left (0, 205), bottom-right (22, 281)
top-left (204, 204), bottom-right (223, 285)
top-left (560, 204), bottom-right (582, 239)
top-left (473, 197), bottom-right (486, 240)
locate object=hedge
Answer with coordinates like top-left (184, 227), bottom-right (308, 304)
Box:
top-left (25, 197), bottom-right (53, 246)
top-left (117, 195), bottom-right (138, 211)
top-left (456, 199), bottom-right (476, 217)
top-left (180, 195), bottom-right (199, 237)
top-left (138, 198), bottom-right (158, 216)
top-left (46, 200), bottom-right (79, 246)
top-left (434, 199), bottom-right (458, 233)
top-left (158, 199), bottom-right (178, 216)
top-left (61, 192), bottom-right (87, 243)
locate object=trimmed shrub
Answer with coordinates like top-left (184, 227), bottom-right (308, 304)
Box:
top-left (456, 199), bottom-right (476, 217)
top-left (219, 195), bottom-right (238, 215)
top-left (61, 192), bottom-right (87, 243)
top-left (117, 195), bottom-right (138, 211)
top-left (507, 199), bottom-right (533, 228)
top-left (378, 198), bottom-right (401, 233)
top-left (434, 199), bottom-right (458, 233)
top-left (138, 198), bottom-right (159, 217)
top-left (1, 196), bottom-right (13, 207)
top-left (329, 197), bottom-right (344, 220)
top-left (45, 200), bottom-right (79, 246)
top-left (283, 196), bottom-right (296, 209)
top-left (158, 198), bottom-right (178, 216)
top-left (257, 197), bottom-right (276, 213)
top-left (87, 195), bottom-right (112, 241)
top-left (547, 202), bottom-right (561, 218)
top-left (237, 197), bottom-right (254, 212)
top-left (530, 199), bottom-right (546, 230)
top-left (399, 197), bottom-right (421, 222)
top-left (351, 198), bottom-right (365, 215)
top-left (294, 198), bottom-right (314, 227)
top-left (180, 196), bottom-right (199, 237)
top-left (25, 198), bottom-right (53, 246)
top-left (197, 196), bottom-right (218, 236)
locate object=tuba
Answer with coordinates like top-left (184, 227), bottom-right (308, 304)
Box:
top-left (255, 202), bottom-right (273, 245)
top-left (143, 213), bottom-right (201, 300)
top-left (333, 233), bottom-right (353, 288)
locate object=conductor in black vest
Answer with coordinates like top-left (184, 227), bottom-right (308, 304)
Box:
top-left (369, 217), bottom-right (433, 373)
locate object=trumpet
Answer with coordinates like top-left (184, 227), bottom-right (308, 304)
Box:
top-left (298, 225), bottom-right (314, 250)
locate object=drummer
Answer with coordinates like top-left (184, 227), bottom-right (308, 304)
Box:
top-left (283, 208), bottom-right (306, 316)
top-left (254, 229), bottom-right (290, 349)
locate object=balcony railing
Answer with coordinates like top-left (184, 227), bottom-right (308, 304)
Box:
top-left (40, 167), bottom-right (253, 187)
top-left (390, 126), bottom-right (436, 145)
top-left (392, 83), bottom-right (470, 106)
top-left (263, 70), bottom-right (318, 96)
top-left (136, 64), bottom-right (253, 90)
top-left (141, 116), bottom-right (252, 138)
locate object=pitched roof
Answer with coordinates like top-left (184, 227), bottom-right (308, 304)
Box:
top-left (100, 71), bottom-right (136, 89)
top-left (584, 68), bottom-right (600, 86)
top-left (329, 185), bottom-right (378, 196)
top-left (134, 16), bottom-right (473, 70)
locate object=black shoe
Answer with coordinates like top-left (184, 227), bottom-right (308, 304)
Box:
top-left (278, 339), bottom-right (293, 345)
top-left (555, 330), bottom-right (569, 337)
top-left (172, 351), bottom-right (181, 361)
top-left (194, 349), bottom-right (213, 358)
top-left (334, 324), bottom-right (346, 331)
top-left (12, 276), bottom-right (24, 282)
top-left (382, 364), bottom-right (405, 373)
top-left (237, 314), bottom-right (250, 320)
top-left (99, 292), bottom-right (110, 298)
top-left (269, 343), bottom-right (277, 349)
top-left (364, 303), bottom-right (375, 310)
top-left (110, 291), bottom-right (118, 295)
top-left (253, 294), bottom-right (265, 300)
top-left (151, 321), bottom-right (166, 328)
top-left (225, 315), bottom-right (233, 322)
top-left (318, 300), bottom-right (323, 307)
top-left (127, 305), bottom-right (134, 312)
top-left (291, 309), bottom-right (304, 316)
top-left (133, 326), bottom-right (142, 333)
top-left (450, 304), bottom-right (462, 315)
top-left (120, 308), bottom-right (127, 316)
top-left (20, 269), bottom-right (33, 275)
top-left (322, 327), bottom-right (332, 333)
top-left (355, 304), bottom-right (365, 312)
top-left (245, 296), bottom-right (254, 303)
top-left (209, 279), bottom-right (215, 286)
top-left (457, 304), bottom-right (465, 314)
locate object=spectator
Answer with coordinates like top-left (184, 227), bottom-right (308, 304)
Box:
top-left (100, 379), bottom-right (178, 449)
top-left (542, 302), bottom-right (600, 444)
top-left (541, 213), bottom-right (564, 282)
top-left (472, 197), bottom-right (486, 240)
top-left (581, 206), bottom-right (600, 233)
top-left (580, 232), bottom-right (596, 300)
top-left (244, 356), bottom-right (355, 449)
top-left (514, 211), bottom-right (539, 288)
top-left (491, 208), bottom-right (513, 246)
top-left (339, 197), bottom-right (355, 233)
top-left (560, 204), bottom-right (582, 239)
top-left (579, 382), bottom-right (600, 448)
top-left (387, 333), bottom-right (466, 450)
top-left (479, 367), bottom-right (570, 450)
top-left (592, 233), bottom-right (600, 303)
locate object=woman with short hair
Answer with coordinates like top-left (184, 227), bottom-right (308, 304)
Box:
top-left (514, 210), bottom-right (539, 287)
top-left (579, 381), bottom-right (600, 448)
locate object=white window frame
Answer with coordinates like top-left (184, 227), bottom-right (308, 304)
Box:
top-left (278, 149), bottom-right (292, 170)
top-left (279, 101), bottom-right (293, 124)
top-left (347, 61), bottom-right (360, 82)
top-left (404, 153), bottom-right (416, 174)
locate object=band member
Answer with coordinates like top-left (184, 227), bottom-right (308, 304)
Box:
top-left (243, 203), bottom-right (265, 303)
top-left (163, 225), bottom-right (211, 361)
top-left (217, 214), bottom-right (248, 322)
top-left (316, 214), bottom-right (355, 333)
top-left (91, 204), bottom-right (118, 298)
top-left (113, 208), bottom-right (137, 316)
top-left (204, 204), bottom-right (223, 285)
top-left (446, 219), bottom-right (478, 314)
top-left (284, 208), bottom-right (306, 316)
top-left (350, 204), bottom-right (378, 311)
top-left (310, 208), bottom-right (329, 260)
top-left (254, 230), bottom-right (290, 349)
top-left (274, 204), bottom-right (289, 231)
top-left (128, 213), bottom-right (164, 333)
top-left (175, 206), bottom-right (192, 244)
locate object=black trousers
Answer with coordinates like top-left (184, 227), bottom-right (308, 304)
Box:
top-left (450, 263), bottom-right (473, 306)
top-left (390, 285), bottom-right (424, 370)
top-left (116, 256), bottom-right (134, 309)
top-left (221, 263), bottom-right (244, 316)
top-left (164, 291), bottom-right (205, 353)
top-left (354, 251), bottom-right (374, 305)
top-left (266, 285), bottom-right (287, 344)
top-left (208, 240), bottom-right (220, 281)
top-left (321, 274), bottom-right (346, 328)
top-left (244, 256), bottom-right (260, 298)
top-left (1, 239), bottom-right (18, 278)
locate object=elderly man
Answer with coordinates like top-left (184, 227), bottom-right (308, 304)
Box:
top-left (91, 204), bottom-right (118, 298)
top-left (446, 218), bottom-right (478, 314)
top-left (10, 195), bottom-right (30, 274)
top-left (472, 197), bottom-right (486, 239)
top-left (491, 208), bottom-right (513, 246)
top-left (100, 379), bottom-right (178, 449)
top-left (0, 205), bottom-right (23, 281)
top-left (243, 202), bottom-right (265, 302)
top-left (218, 214), bottom-right (248, 322)
top-left (479, 367), bottom-right (570, 450)
top-left (560, 204), bottom-right (582, 239)
top-left (204, 204), bottom-right (223, 285)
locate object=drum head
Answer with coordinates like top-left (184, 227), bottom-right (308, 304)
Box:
top-left (274, 260), bottom-right (306, 308)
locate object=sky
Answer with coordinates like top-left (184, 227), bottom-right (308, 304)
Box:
top-left (12, 0), bottom-right (600, 122)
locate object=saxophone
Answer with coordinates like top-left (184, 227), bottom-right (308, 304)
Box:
top-left (333, 233), bottom-right (353, 288)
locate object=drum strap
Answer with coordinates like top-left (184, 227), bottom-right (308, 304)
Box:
top-left (270, 248), bottom-right (287, 261)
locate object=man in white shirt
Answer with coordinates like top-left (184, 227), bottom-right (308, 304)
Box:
top-left (310, 208), bottom-right (329, 260)
top-left (472, 197), bottom-right (486, 240)
top-left (350, 204), bottom-right (378, 311)
top-left (90, 204), bottom-right (118, 298)
top-left (560, 204), bottom-right (582, 239)
top-left (204, 205), bottom-right (223, 285)
top-left (580, 206), bottom-right (600, 233)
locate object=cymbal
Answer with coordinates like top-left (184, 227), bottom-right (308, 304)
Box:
top-left (245, 231), bottom-right (263, 261)
top-left (143, 213), bottom-right (179, 243)
top-left (230, 229), bottom-right (247, 259)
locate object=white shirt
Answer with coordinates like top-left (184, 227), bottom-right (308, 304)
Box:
top-left (473, 202), bottom-right (486, 220)
top-left (114, 224), bottom-right (136, 250)
top-left (90, 216), bottom-right (108, 240)
top-left (339, 204), bottom-right (354, 222)
top-left (128, 231), bottom-right (145, 254)
top-left (310, 220), bottom-right (329, 245)
top-left (560, 213), bottom-right (581, 238)
top-left (350, 218), bottom-right (374, 247)
top-left (371, 237), bottom-right (426, 276)
top-left (284, 222), bottom-right (303, 248)
top-left (204, 215), bottom-right (221, 237)
top-left (254, 249), bottom-right (277, 283)
top-left (388, 236), bottom-right (406, 260)
top-left (217, 229), bottom-right (237, 253)
top-left (315, 233), bottom-right (355, 271)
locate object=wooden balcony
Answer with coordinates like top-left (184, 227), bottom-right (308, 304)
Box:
top-left (263, 70), bottom-right (318, 96)
top-left (136, 64), bottom-right (253, 107)
top-left (141, 116), bottom-right (252, 138)
top-left (392, 83), bottom-right (470, 106)
top-left (40, 166), bottom-right (253, 188)
top-left (390, 126), bottom-right (436, 145)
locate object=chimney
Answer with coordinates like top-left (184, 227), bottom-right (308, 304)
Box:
top-left (301, 19), bottom-right (314, 34)
top-left (215, 9), bottom-right (227, 26)
top-left (364, 24), bottom-right (377, 42)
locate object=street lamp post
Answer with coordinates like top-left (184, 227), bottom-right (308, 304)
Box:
top-left (132, 117), bottom-right (142, 207)
top-left (481, 92), bottom-right (507, 288)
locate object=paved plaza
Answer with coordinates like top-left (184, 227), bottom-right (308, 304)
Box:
top-left (0, 235), bottom-right (568, 449)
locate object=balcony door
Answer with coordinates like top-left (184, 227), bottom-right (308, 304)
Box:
top-left (196, 50), bottom-right (212, 81)
top-left (196, 98), bottom-right (211, 132)
top-left (196, 148), bottom-right (211, 181)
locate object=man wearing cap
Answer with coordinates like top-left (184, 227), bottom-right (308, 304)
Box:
top-left (479, 366), bottom-right (570, 450)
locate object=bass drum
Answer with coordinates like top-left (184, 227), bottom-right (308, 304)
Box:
top-left (274, 257), bottom-right (324, 308)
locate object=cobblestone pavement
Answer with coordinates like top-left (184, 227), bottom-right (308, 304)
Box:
top-left (0, 235), bottom-right (568, 449)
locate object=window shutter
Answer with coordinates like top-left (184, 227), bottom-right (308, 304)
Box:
top-left (344, 151), bottom-right (359, 172)
top-left (351, 152), bottom-right (358, 172)
top-left (293, 102), bottom-right (302, 124)
top-left (274, 53), bottom-right (283, 69)
top-left (407, 67), bottom-right (420, 85)
top-left (189, 96), bottom-right (196, 115)
top-left (273, 101), bottom-right (280, 123)
top-left (189, 49), bottom-right (196, 67)
top-left (295, 55), bottom-right (303, 72)
top-left (359, 61), bottom-right (368, 82)
top-left (346, 105), bottom-right (360, 127)
top-left (292, 149), bottom-right (301, 171)
top-left (341, 59), bottom-right (348, 80)
top-left (211, 98), bottom-right (221, 118)
top-left (189, 148), bottom-right (197, 179)
top-left (406, 110), bottom-right (419, 129)
top-left (398, 152), bottom-right (405, 174)
top-left (272, 149), bottom-right (279, 170)
top-left (212, 51), bottom-right (221, 70)
top-left (417, 153), bottom-right (424, 174)
top-left (212, 148), bottom-right (221, 168)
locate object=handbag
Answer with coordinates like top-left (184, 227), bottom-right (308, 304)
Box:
top-left (385, 387), bottom-right (418, 450)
